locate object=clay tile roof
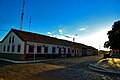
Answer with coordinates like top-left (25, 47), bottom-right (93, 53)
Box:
top-left (2, 29), bottom-right (97, 50)
top-left (12, 29), bottom-right (86, 48)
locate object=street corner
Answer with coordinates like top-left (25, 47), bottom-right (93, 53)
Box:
top-left (88, 58), bottom-right (120, 75)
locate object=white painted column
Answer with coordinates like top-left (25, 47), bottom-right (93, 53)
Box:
top-left (34, 44), bottom-right (37, 54)
top-left (48, 45), bottom-right (52, 54)
top-left (42, 46), bottom-right (44, 54)
top-left (26, 44), bottom-right (29, 54)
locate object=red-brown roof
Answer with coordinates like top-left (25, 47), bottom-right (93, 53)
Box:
top-left (2, 29), bottom-right (97, 50)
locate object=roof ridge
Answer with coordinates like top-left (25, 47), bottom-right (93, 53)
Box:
top-left (12, 29), bottom-right (84, 45)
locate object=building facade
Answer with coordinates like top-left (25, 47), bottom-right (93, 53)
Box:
top-left (0, 29), bottom-right (98, 60)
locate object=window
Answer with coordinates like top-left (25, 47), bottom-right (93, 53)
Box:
top-left (79, 49), bottom-right (82, 53)
top-left (29, 45), bottom-right (34, 53)
top-left (44, 46), bottom-right (48, 53)
top-left (59, 48), bottom-right (61, 53)
top-left (72, 49), bottom-right (74, 53)
top-left (117, 50), bottom-right (119, 53)
top-left (113, 51), bottom-right (115, 53)
top-left (64, 48), bottom-right (66, 53)
top-left (17, 45), bottom-right (21, 52)
top-left (87, 49), bottom-right (91, 53)
top-left (37, 46), bottom-right (42, 53)
top-left (75, 49), bottom-right (76, 53)
top-left (12, 45), bottom-right (15, 52)
top-left (52, 47), bottom-right (56, 53)
top-left (68, 48), bottom-right (70, 53)
top-left (12, 36), bottom-right (14, 43)
top-left (7, 45), bottom-right (10, 52)
top-left (9, 37), bottom-right (11, 43)
top-left (3, 45), bottom-right (6, 52)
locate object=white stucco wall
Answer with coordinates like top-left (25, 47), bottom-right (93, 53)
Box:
top-left (1, 31), bottom-right (24, 54)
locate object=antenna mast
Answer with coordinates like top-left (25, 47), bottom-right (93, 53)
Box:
top-left (20, 0), bottom-right (25, 30)
top-left (29, 16), bottom-right (31, 31)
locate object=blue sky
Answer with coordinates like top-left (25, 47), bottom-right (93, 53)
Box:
top-left (0, 0), bottom-right (120, 50)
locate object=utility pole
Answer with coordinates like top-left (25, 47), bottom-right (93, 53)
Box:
top-left (73, 34), bottom-right (77, 42)
top-left (20, 0), bottom-right (25, 30)
top-left (65, 34), bottom-right (78, 42)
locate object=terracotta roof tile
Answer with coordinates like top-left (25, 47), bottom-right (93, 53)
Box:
top-left (2, 29), bottom-right (97, 50)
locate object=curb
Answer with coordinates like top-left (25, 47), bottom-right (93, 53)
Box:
top-left (88, 63), bottom-right (120, 75)
top-left (0, 58), bottom-right (63, 64)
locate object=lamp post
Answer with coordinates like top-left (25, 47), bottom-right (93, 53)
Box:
top-left (65, 34), bottom-right (77, 42)
top-left (73, 34), bottom-right (77, 42)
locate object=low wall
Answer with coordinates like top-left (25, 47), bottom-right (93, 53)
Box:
top-left (0, 52), bottom-right (97, 61)
top-left (26, 54), bottom-right (71, 60)
top-left (0, 53), bottom-right (71, 61)
top-left (0, 53), bottom-right (24, 61)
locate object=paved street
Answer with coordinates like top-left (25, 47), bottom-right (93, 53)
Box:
top-left (0, 54), bottom-right (120, 80)
top-left (32, 54), bottom-right (120, 80)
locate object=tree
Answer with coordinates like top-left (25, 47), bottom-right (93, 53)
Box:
top-left (104, 20), bottom-right (120, 49)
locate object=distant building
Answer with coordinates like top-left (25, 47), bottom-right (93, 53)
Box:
top-left (0, 29), bottom-right (98, 60)
top-left (110, 50), bottom-right (120, 58)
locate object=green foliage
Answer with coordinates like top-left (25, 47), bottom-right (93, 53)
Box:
top-left (104, 20), bottom-right (120, 49)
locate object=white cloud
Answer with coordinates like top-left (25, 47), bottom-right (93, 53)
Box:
top-left (47, 32), bottom-right (52, 35)
top-left (59, 29), bottom-right (63, 34)
top-left (79, 28), bottom-right (86, 31)
top-left (76, 27), bottom-right (111, 50)
top-left (50, 24), bottom-right (111, 51)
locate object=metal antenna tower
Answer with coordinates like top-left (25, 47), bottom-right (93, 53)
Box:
top-left (20, 0), bottom-right (25, 30)
top-left (29, 16), bottom-right (31, 31)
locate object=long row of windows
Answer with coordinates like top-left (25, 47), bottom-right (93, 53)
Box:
top-left (28, 45), bottom-right (75, 54)
top-left (3, 44), bottom-right (81, 54)
top-left (29, 45), bottom-right (49, 53)
top-left (3, 44), bottom-right (21, 53)
top-left (112, 50), bottom-right (120, 53)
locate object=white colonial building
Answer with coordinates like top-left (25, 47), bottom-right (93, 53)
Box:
top-left (0, 29), bottom-right (98, 60)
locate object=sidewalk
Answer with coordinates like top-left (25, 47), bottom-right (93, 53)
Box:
top-left (89, 63), bottom-right (120, 75)
top-left (0, 58), bottom-right (61, 64)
